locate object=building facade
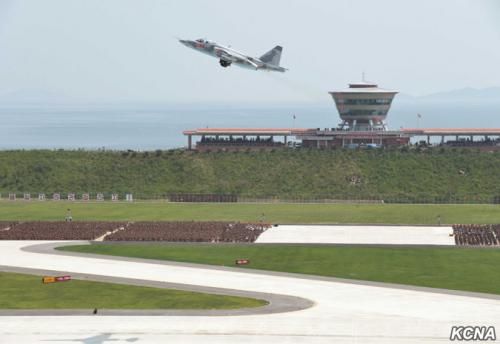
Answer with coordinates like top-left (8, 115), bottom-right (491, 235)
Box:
top-left (329, 81), bottom-right (398, 131)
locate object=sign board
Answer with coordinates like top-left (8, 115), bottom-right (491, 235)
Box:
top-left (82, 193), bottom-right (90, 201)
top-left (111, 194), bottom-right (119, 202)
top-left (125, 194), bottom-right (133, 202)
top-left (38, 193), bottom-right (46, 201)
top-left (67, 193), bottom-right (75, 201)
top-left (42, 276), bottom-right (56, 284)
top-left (24, 193), bottom-right (31, 201)
top-left (96, 193), bottom-right (104, 201)
top-left (9, 193), bottom-right (16, 201)
top-left (42, 275), bottom-right (71, 284)
top-left (53, 193), bottom-right (61, 201)
top-left (235, 259), bottom-right (250, 265)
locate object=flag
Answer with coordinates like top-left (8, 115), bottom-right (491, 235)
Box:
top-left (293, 115), bottom-right (296, 120)
top-left (417, 113), bottom-right (422, 118)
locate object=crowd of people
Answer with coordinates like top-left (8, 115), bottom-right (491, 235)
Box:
top-left (0, 221), bottom-right (268, 241)
top-left (6, 221), bottom-right (499, 245)
top-left (445, 138), bottom-right (500, 147)
top-left (0, 222), bottom-right (18, 231)
top-left (105, 221), bottom-right (269, 242)
top-left (452, 224), bottom-right (500, 246)
top-left (198, 136), bottom-right (284, 147)
top-left (0, 221), bottom-right (125, 240)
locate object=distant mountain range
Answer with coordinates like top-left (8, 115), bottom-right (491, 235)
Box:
top-left (0, 89), bottom-right (72, 104)
top-left (420, 87), bottom-right (500, 101)
top-left (397, 87), bottom-right (500, 103)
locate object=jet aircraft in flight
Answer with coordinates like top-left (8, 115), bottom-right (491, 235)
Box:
top-left (179, 38), bottom-right (287, 72)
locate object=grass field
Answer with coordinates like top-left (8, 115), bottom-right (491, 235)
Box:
top-left (0, 201), bottom-right (500, 224)
top-left (1, 149), bottom-right (500, 201)
top-left (0, 271), bottom-right (266, 309)
top-left (0, 201), bottom-right (499, 224)
top-left (60, 244), bottom-right (500, 295)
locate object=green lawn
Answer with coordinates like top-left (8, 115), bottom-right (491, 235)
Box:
top-left (60, 244), bottom-right (500, 295)
top-left (0, 271), bottom-right (266, 309)
top-left (1, 149), bottom-right (499, 201)
top-left (0, 201), bottom-right (499, 224)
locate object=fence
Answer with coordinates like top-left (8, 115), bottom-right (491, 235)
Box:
top-left (168, 193), bottom-right (237, 203)
top-left (237, 197), bottom-right (500, 205)
top-left (1, 193), bottom-right (499, 205)
top-left (1, 193), bottom-right (133, 202)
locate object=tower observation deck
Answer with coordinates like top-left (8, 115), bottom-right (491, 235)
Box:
top-left (329, 81), bottom-right (398, 131)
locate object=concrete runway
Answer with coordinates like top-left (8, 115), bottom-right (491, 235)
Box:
top-left (1, 240), bottom-right (499, 343)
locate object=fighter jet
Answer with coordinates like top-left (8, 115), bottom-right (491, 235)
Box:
top-left (179, 38), bottom-right (287, 72)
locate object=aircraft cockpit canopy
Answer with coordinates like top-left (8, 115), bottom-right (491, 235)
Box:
top-left (195, 38), bottom-right (213, 44)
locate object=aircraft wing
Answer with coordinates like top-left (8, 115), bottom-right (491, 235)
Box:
top-left (245, 58), bottom-right (260, 69)
top-left (217, 50), bottom-right (238, 62)
top-left (215, 48), bottom-right (260, 69)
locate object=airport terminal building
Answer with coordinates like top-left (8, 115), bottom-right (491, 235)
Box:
top-left (183, 80), bottom-right (500, 150)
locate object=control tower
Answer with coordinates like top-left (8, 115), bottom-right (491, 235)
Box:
top-left (329, 80), bottom-right (398, 131)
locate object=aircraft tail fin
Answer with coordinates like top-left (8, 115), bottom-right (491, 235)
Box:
top-left (260, 46), bottom-right (282, 66)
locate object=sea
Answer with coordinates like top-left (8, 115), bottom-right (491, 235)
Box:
top-left (0, 100), bottom-right (499, 150)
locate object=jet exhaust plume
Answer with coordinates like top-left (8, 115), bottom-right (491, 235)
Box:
top-left (263, 73), bottom-right (325, 101)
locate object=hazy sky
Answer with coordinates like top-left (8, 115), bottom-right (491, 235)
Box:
top-left (0, 0), bottom-right (499, 103)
